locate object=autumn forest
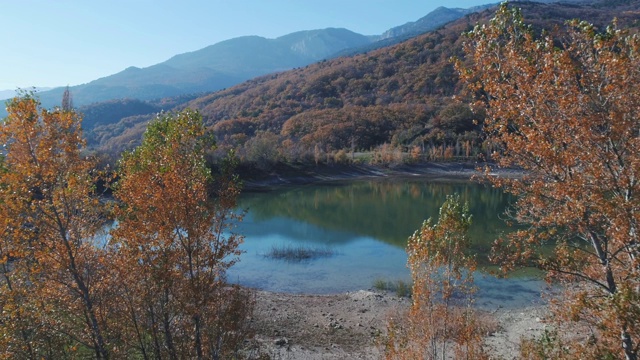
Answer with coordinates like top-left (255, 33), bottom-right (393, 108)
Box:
top-left (1, 1), bottom-right (640, 359)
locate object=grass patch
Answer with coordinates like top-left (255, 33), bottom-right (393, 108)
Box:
top-left (372, 278), bottom-right (412, 298)
top-left (264, 244), bottom-right (337, 262)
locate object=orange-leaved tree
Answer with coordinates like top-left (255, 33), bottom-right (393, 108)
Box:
top-left (386, 194), bottom-right (489, 359)
top-left (0, 94), bottom-right (111, 358)
top-left (111, 109), bottom-right (249, 359)
top-left (458, 4), bottom-right (640, 359)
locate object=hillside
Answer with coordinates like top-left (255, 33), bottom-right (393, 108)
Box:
top-left (378, 5), bottom-right (496, 41)
top-left (333, 5), bottom-right (495, 58)
top-left (97, 0), bottom-right (636, 167)
top-left (85, 0), bottom-right (640, 165)
top-left (80, 94), bottom-right (199, 158)
top-left (22, 28), bottom-right (373, 112)
top-left (165, 28), bottom-right (372, 76)
top-left (3, 5), bottom-right (496, 116)
top-left (0, 87), bottom-right (53, 103)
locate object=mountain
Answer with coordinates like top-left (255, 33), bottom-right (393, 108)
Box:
top-left (0, 87), bottom-right (53, 101)
top-left (32, 65), bottom-right (242, 110)
top-left (165, 28), bottom-right (371, 76)
top-left (26, 28), bottom-right (372, 112)
top-left (14, 0), bottom-right (638, 159)
top-left (335, 4), bottom-right (498, 57)
top-left (378, 6), bottom-right (487, 40)
top-left (2, 5), bottom-right (496, 117)
top-left (0, 90), bottom-right (16, 100)
top-left (84, 0), bottom-right (638, 164)
top-left (80, 94), bottom-right (199, 156)
top-left (7, 5), bottom-right (496, 114)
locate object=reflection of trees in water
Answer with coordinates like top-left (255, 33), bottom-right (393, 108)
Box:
top-left (239, 179), bottom-right (513, 254)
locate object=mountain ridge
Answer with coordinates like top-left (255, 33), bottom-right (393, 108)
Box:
top-left (2, 0), bottom-right (609, 111)
top-left (3, 5), bottom-right (490, 113)
top-left (87, 0), bottom-right (640, 165)
top-left (6, 0), bottom-right (631, 134)
top-left (16, 28), bottom-right (374, 112)
top-left (378, 6), bottom-right (482, 40)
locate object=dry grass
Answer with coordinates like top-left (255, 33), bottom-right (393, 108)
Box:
top-left (373, 278), bottom-right (412, 298)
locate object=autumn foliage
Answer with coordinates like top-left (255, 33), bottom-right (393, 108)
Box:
top-left (0, 97), bottom-right (251, 358)
top-left (111, 109), bottom-right (250, 358)
top-left (385, 195), bottom-right (490, 359)
top-left (459, 4), bottom-right (640, 359)
top-left (0, 94), bottom-right (110, 358)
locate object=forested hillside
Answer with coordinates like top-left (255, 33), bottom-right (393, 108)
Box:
top-left (91, 0), bottom-right (640, 166)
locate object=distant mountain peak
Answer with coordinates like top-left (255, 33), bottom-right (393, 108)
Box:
top-left (279, 28), bottom-right (371, 59)
top-left (378, 5), bottom-right (495, 41)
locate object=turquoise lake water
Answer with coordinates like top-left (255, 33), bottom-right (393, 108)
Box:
top-left (227, 178), bottom-right (546, 309)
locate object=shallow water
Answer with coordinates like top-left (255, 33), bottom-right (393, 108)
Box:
top-left (227, 178), bottom-right (546, 309)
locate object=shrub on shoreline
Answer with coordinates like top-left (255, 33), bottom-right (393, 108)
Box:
top-left (264, 244), bottom-right (337, 262)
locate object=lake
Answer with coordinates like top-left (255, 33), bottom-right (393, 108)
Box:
top-left (227, 177), bottom-right (546, 309)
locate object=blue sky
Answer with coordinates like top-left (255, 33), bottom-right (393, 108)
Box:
top-left (0, 0), bottom-right (491, 90)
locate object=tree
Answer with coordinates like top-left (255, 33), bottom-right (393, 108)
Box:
top-left (0, 94), bottom-right (111, 358)
top-left (111, 109), bottom-right (250, 359)
top-left (458, 4), bottom-right (640, 359)
top-left (62, 85), bottom-right (73, 111)
top-left (0, 97), bottom-right (252, 358)
top-left (385, 195), bottom-right (489, 359)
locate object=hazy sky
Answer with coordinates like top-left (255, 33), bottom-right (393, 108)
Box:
top-left (1, 0), bottom-right (491, 90)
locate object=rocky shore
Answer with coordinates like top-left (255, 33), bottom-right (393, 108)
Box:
top-left (246, 289), bottom-right (547, 359)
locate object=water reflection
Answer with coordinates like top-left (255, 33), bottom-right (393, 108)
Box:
top-left (240, 178), bottom-right (512, 255)
top-left (229, 178), bottom-right (544, 308)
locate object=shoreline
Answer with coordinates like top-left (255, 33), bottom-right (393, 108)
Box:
top-left (239, 162), bottom-right (540, 358)
top-left (249, 288), bottom-right (548, 359)
top-left (240, 161), bottom-right (522, 192)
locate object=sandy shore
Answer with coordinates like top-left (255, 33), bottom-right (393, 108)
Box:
top-left (246, 289), bottom-right (547, 359)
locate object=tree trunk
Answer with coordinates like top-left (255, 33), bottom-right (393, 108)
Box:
top-left (194, 315), bottom-right (203, 360)
top-left (622, 329), bottom-right (637, 360)
top-left (162, 288), bottom-right (178, 360)
top-left (58, 227), bottom-right (109, 359)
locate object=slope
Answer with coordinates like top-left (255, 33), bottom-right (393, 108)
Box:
top-left (138, 0), bottom-right (636, 167)
top-left (28, 28), bottom-right (372, 111)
